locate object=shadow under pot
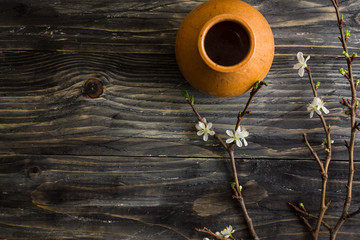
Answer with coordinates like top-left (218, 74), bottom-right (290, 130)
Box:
top-left (175, 0), bottom-right (274, 97)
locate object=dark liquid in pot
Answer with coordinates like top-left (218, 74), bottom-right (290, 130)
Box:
top-left (204, 21), bottom-right (250, 67)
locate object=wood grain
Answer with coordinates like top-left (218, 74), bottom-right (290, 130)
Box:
top-left (0, 0), bottom-right (359, 54)
top-left (0, 52), bottom-right (359, 160)
top-left (1, 155), bottom-right (360, 239)
top-left (1, 0), bottom-right (360, 239)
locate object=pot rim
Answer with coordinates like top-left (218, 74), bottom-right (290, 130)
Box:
top-left (198, 14), bottom-right (255, 73)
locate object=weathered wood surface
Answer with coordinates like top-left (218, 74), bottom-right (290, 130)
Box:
top-left (1, 0), bottom-right (360, 239)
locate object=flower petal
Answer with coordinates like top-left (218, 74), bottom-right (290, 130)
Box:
top-left (298, 67), bottom-right (305, 77)
top-left (322, 106), bottom-right (329, 114)
top-left (243, 138), bottom-right (248, 146)
top-left (305, 55), bottom-right (310, 63)
top-left (198, 121), bottom-right (205, 129)
top-left (236, 139), bottom-right (243, 147)
top-left (313, 97), bottom-right (321, 105)
top-left (226, 130), bottom-right (234, 137)
top-left (207, 122), bottom-right (212, 129)
top-left (293, 62), bottom-right (303, 69)
top-left (297, 52), bottom-right (304, 63)
top-left (209, 130), bottom-right (215, 136)
top-left (315, 109), bottom-right (322, 115)
top-left (243, 129), bottom-right (249, 138)
top-left (203, 133), bottom-right (208, 141)
top-left (197, 131), bottom-right (204, 136)
top-left (226, 138), bottom-right (234, 144)
top-left (237, 126), bottom-right (242, 132)
top-left (195, 124), bottom-right (202, 131)
top-left (310, 111), bottom-right (314, 118)
top-left (202, 118), bottom-right (207, 123)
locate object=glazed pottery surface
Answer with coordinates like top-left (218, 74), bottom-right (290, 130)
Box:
top-left (175, 0), bottom-right (274, 97)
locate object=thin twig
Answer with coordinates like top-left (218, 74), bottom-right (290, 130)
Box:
top-left (304, 67), bottom-right (332, 240)
top-left (306, 66), bottom-right (318, 98)
top-left (226, 82), bottom-right (266, 240)
top-left (303, 133), bottom-right (325, 175)
top-left (287, 202), bottom-right (332, 231)
top-left (195, 227), bottom-right (229, 240)
top-left (186, 98), bottom-right (229, 151)
top-left (186, 82), bottom-right (266, 240)
top-left (299, 215), bottom-right (315, 238)
top-left (347, 207), bottom-right (360, 219)
top-left (229, 149), bottom-right (259, 240)
top-left (329, 1), bottom-right (358, 239)
top-left (234, 83), bottom-right (264, 131)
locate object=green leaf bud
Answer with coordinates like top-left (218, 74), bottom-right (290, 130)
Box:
top-left (346, 30), bottom-right (351, 38)
top-left (190, 95), bottom-right (194, 105)
top-left (263, 81), bottom-right (269, 86)
top-left (316, 81), bottom-right (321, 87)
top-left (253, 81), bottom-right (260, 89)
top-left (181, 90), bottom-right (189, 99)
top-left (339, 68), bottom-right (348, 75)
top-left (342, 51), bottom-right (350, 58)
top-left (299, 202), bottom-right (304, 208)
top-left (230, 182), bottom-right (236, 189)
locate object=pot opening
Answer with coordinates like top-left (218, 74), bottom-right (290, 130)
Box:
top-left (204, 20), bottom-right (251, 67)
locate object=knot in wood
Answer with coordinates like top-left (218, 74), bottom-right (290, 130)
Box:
top-left (84, 78), bottom-right (103, 98)
top-left (26, 166), bottom-right (41, 177)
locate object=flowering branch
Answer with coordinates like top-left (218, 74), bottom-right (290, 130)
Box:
top-left (195, 226), bottom-right (239, 240)
top-left (181, 90), bottom-right (228, 150)
top-left (289, 1), bottom-right (359, 239)
top-left (182, 81), bottom-right (267, 240)
top-left (329, 1), bottom-right (358, 239)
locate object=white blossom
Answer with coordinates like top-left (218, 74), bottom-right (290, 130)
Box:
top-left (220, 225), bottom-right (235, 238)
top-left (226, 126), bottom-right (249, 147)
top-left (293, 52), bottom-right (310, 77)
top-left (195, 118), bottom-right (215, 141)
top-left (307, 97), bottom-right (329, 118)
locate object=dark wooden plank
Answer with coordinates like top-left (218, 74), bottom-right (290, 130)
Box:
top-left (0, 51), bottom-right (359, 160)
top-left (0, 155), bottom-right (359, 239)
top-left (0, 0), bottom-right (359, 53)
top-left (1, 0), bottom-right (360, 239)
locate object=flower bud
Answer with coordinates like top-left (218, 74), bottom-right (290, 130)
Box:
top-left (346, 30), bottom-right (351, 38)
top-left (339, 68), bottom-right (348, 75)
top-left (342, 51), bottom-right (350, 58)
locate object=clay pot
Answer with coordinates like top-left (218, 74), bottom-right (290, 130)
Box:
top-left (175, 0), bottom-right (274, 97)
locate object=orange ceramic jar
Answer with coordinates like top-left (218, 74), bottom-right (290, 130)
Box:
top-left (175, 0), bottom-right (274, 97)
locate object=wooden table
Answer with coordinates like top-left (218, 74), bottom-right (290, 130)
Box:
top-left (1, 0), bottom-right (360, 239)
